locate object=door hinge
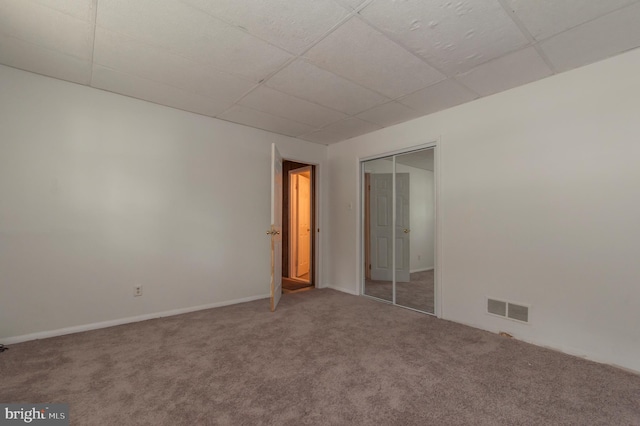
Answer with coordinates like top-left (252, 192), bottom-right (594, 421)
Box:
top-left (368, 264), bottom-right (371, 269)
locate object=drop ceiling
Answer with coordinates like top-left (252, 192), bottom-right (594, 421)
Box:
top-left (2, 0), bottom-right (640, 144)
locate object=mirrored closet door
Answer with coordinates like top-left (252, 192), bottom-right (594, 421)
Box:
top-left (362, 148), bottom-right (435, 314)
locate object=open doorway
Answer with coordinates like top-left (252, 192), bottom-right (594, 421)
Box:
top-left (282, 160), bottom-right (315, 293)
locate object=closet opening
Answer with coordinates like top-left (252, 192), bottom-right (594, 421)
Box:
top-left (362, 147), bottom-right (436, 314)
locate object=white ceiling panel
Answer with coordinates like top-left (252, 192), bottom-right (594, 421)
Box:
top-left (180, 0), bottom-right (350, 54)
top-left (300, 118), bottom-right (381, 144)
top-left (505, 0), bottom-right (638, 41)
top-left (0, 34), bottom-right (91, 84)
top-left (96, 0), bottom-right (291, 81)
top-left (218, 105), bottom-right (314, 137)
top-left (0, 0), bottom-right (94, 59)
top-left (266, 60), bottom-right (389, 115)
top-left (360, 0), bottom-right (528, 74)
top-left (31, 0), bottom-right (97, 22)
top-left (539, 2), bottom-right (640, 72)
top-left (399, 79), bottom-right (478, 115)
top-left (304, 17), bottom-right (444, 98)
top-left (3, 0), bottom-right (640, 144)
top-left (456, 47), bottom-right (553, 97)
top-left (92, 65), bottom-right (233, 117)
top-left (238, 86), bottom-right (348, 128)
top-left (356, 102), bottom-right (423, 127)
top-left (93, 28), bottom-right (255, 104)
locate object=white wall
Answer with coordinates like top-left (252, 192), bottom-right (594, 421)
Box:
top-left (328, 48), bottom-right (640, 373)
top-left (0, 65), bottom-right (328, 342)
top-left (363, 160), bottom-right (434, 272)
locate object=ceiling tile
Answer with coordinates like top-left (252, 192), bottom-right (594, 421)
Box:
top-left (96, 0), bottom-right (291, 81)
top-left (0, 34), bottom-right (92, 84)
top-left (238, 86), bottom-right (347, 128)
top-left (399, 79), bottom-right (478, 115)
top-left (0, 0), bottom-right (94, 59)
top-left (218, 105), bottom-right (314, 137)
top-left (539, 3), bottom-right (640, 72)
top-left (505, 0), bottom-right (637, 41)
top-left (180, 0), bottom-right (350, 54)
top-left (360, 0), bottom-right (529, 74)
top-left (266, 60), bottom-right (389, 115)
top-left (93, 28), bottom-right (255, 104)
top-left (31, 0), bottom-right (97, 22)
top-left (304, 17), bottom-right (444, 98)
top-left (300, 118), bottom-right (381, 144)
top-left (456, 47), bottom-right (553, 97)
top-left (356, 102), bottom-right (423, 127)
top-left (92, 65), bottom-right (233, 117)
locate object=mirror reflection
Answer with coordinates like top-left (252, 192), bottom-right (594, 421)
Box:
top-left (363, 149), bottom-right (435, 313)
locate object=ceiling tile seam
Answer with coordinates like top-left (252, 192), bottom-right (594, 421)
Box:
top-left (215, 102), bottom-right (326, 132)
top-left (221, 12), bottom-right (358, 118)
top-left (524, 0), bottom-right (640, 44)
top-left (0, 31), bottom-right (92, 62)
top-left (352, 13), bottom-right (453, 80)
top-left (214, 116), bottom-right (321, 142)
top-left (88, 84), bottom-right (225, 119)
top-left (353, 115), bottom-right (397, 128)
top-left (495, 0), bottom-right (557, 74)
top-left (176, 0), bottom-right (318, 57)
top-left (278, 57), bottom-right (398, 104)
top-left (448, 78), bottom-right (481, 98)
top-left (13, 1), bottom-right (95, 23)
top-left (354, 101), bottom-right (424, 122)
top-left (353, 0), bottom-right (375, 13)
top-left (296, 115), bottom-right (380, 139)
top-left (223, 80), bottom-right (354, 123)
top-left (217, 56), bottom-right (300, 119)
top-left (89, 62), bottom-right (245, 106)
top-left (393, 77), bottom-right (481, 106)
top-left (91, 24), bottom-right (261, 85)
top-left (294, 12), bottom-right (359, 57)
top-left (88, 0), bottom-right (99, 85)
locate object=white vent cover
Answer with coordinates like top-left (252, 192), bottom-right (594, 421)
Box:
top-left (487, 299), bottom-right (507, 316)
top-left (487, 298), bottom-right (529, 323)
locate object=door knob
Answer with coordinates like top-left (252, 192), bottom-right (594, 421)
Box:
top-left (404, 229), bottom-right (410, 234)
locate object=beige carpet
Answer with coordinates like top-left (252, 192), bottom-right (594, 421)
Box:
top-left (365, 269), bottom-right (435, 313)
top-left (1, 289), bottom-right (639, 425)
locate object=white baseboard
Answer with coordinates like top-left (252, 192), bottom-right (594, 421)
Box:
top-left (1, 293), bottom-right (270, 345)
top-left (326, 285), bottom-right (359, 296)
top-left (410, 267), bottom-right (434, 273)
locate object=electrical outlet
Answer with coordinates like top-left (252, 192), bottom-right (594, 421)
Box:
top-left (134, 285), bottom-right (143, 297)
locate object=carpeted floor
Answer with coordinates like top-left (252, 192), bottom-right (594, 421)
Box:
top-left (1, 289), bottom-right (639, 425)
top-left (365, 269), bottom-right (435, 313)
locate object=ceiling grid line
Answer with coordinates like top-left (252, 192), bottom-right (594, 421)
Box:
top-left (495, 0), bottom-right (558, 74)
top-left (88, 0), bottom-right (99, 84)
top-left (3, 0), bottom-right (640, 144)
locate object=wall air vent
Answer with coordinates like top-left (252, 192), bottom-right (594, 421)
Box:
top-left (487, 298), bottom-right (529, 323)
top-left (507, 303), bottom-right (529, 322)
top-left (487, 299), bottom-right (507, 316)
